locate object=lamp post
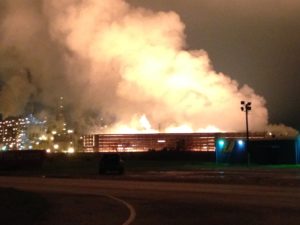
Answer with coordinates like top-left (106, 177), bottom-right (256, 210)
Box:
top-left (241, 101), bottom-right (251, 165)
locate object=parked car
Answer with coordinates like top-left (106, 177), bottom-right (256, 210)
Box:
top-left (98, 153), bottom-right (125, 175)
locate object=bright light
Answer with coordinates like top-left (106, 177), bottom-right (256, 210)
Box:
top-left (67, 129), bottom-right (74, 134)
top-left (46, 149), bottom-right (51, 153)
top-left (198, 125), bottom-right (222, 133)
top-left (237, 139), bottom-right (245, 147)
top-left (157, 140), bottom-right (166, 143)
top-left (53, 144), bottom-right (59, 150)
top-left (39, 135), bottom-right (48, 141)
top-left (218, 139), bottom-right (225, 148)
top-left (67, 147), bottom-right (75, 154)
top-left (165, 124), bottom-right (193, 133)
top-left (140, 115), bottom-right (152, 130)
top-left (52, 130), bottom-right (57, 135)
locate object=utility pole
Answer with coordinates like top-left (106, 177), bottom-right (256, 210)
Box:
top-left (241, 101), bottom-right (252, 165)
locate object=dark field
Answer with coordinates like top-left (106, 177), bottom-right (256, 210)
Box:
top-left (1, 151), bottom-right (299, 171)
top-left (0, 188), bottom-right (48, 225)
top-left (1, 151), bottom-right (300, 225)
top-left (1, 152), bottom-right (300, 187)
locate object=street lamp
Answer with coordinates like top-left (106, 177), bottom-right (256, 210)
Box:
top-left (241, 101), bottom-right (251, 165)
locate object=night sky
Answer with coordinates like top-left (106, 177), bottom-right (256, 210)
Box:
top-left (128, 0), bottom-right (300, 130)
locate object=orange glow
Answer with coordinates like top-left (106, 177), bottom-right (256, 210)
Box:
top-left (106, 115), bottom-right (222, 134)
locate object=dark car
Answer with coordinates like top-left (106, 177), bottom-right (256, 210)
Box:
top-left (98, 153), bottom-right (125, 175)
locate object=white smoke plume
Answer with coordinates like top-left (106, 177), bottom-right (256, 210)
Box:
top-left (266, 124), bottom-right (299, 138)
top-left (0, 0), bottom-right (270, 133)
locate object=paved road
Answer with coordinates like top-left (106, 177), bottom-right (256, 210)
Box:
top-left (0, 176), bottom-right (300, 225)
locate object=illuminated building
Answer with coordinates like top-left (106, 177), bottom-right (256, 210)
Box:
top-left (46, 97), bottom-right (80, 153)
top-left (83, 132), bottom-right (300, 164)
top-left (0, 97), bottom-right (80, 153)
top-left (0, 116), bottom-right (35, 150)
top-left (83, 132), bottom-right (266, 152)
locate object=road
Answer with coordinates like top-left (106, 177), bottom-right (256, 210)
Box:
top-left (0, 176), bottom-right (300, 225)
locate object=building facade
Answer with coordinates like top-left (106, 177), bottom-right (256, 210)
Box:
top-left (0, 116), bottom-right (31, 150)
top-left (83, 132), bottom-right (266, 152)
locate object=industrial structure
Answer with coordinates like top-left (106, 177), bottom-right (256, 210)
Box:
top-left (0, 97), bottom-right (81, 153)
top-left (0, 94), bottom-right (299, 164)
top-left (0, 116), bottom-right (299, 164)
top-left (0, 115), bottom-right (46, 150)
top-left (83, 132), bottom-right (266, 152)
top-left (83, 132), bottom-right (300, 164)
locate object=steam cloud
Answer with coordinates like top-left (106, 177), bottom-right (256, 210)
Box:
top-left (0, 0), bottom-right (270, 133)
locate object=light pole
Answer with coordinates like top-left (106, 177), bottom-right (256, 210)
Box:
top-left (241, 101), bottom-right (251, 165)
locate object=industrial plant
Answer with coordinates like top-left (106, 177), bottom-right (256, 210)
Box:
top-left (0, 97), bottom-right (80, 154)
top-left (0, 96), bottom-right (299, 165)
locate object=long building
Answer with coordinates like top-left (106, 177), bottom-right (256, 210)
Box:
top-left (83, 132), bottom-right (300, 164)
top-left (83, 132), bottom-right (266, 152)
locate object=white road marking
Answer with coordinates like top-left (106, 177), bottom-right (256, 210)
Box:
top-left (102, 193), bottom-right (136, 225)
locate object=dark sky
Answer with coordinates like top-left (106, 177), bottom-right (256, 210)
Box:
top-left (128, 0), bottom-right (300, 130)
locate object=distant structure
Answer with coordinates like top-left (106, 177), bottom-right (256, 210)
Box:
top-left (55, 96), bottom-right (67, 133)
top-left (0, 97), bottom-right (82, 153)
top-left (46, 97), bottom-right (81, 153)
top-left (83, 132), bottom-right (266, 153)
top-left (0, 115), bottom-right (46, 150)
top-left (0, 116), bottom-right (28, 150)
top-left (83, 132), bottom-right (300, 164)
